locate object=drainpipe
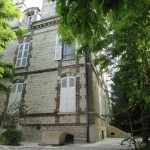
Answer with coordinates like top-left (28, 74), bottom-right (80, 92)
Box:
top-left (84, 47), bottom-right (89, 143)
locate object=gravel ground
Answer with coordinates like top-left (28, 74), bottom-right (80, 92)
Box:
top-left (0, 138), bottom-right (135, 150)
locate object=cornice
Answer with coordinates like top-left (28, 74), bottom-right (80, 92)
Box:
top-left (31, 16), bottom-right (59, 30)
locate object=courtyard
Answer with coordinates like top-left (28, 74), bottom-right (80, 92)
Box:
top-left (0, 138), bottom-right (135, 150)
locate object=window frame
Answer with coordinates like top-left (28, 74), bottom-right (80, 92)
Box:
top-left (59, 76), bottom-right (76, 113)
top-left (15, 43), bottom-right (30, 68)
top-left (55, 34), bottom-right (78, 60)
top-left (26, 14), bottom-right (34, 29)
top-left (7, 83), bottom-right (23, 113)
top-left (62, 43), bottom-right (75, 60)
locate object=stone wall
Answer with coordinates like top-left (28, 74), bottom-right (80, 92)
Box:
top-left (21, 125), bottom-right (86, 143)
top-left (107, 126), bottom-right (131, 138)
top-left (0, 0), bottom-right (110, 143)
top-left (24, 71), bottom-right (57, 114)
top-left (41, 0), bottom-right (56, 19)
top-left (29, 26), bottom-right (58, 71)
top-left (88, 67), bottom-right (109, 142)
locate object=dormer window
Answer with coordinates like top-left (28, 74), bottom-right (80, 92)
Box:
top-left (26, 13), bottom-right (34, 29)
top-left (23, 7), bottom-right (41, 29)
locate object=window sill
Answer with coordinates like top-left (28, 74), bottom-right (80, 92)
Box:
top-left (58, 112), bottom-right (77, 115)
top-left (62, 58), bottom-right (74, 61)
top-left (55, 58), bottom-right (74, 61)
top-left (15, 66), bottom-right (26, 69)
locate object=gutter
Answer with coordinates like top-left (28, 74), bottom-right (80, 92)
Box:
top-left (84, 48), bottom-right (90, 143)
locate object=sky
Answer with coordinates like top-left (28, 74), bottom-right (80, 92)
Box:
top-left (24, 0), bottom-right (43, 9)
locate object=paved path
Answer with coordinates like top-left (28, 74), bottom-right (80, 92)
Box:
top-left (0, 138), bottom-right (135, 150)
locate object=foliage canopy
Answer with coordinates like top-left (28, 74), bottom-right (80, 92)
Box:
top-left (49, 0), bottom-right (150, 143)
top-left (0, 0), bottom-right (26, 93)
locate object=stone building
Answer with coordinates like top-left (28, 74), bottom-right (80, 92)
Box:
top-left (0, 0), bottom-right (109, 143)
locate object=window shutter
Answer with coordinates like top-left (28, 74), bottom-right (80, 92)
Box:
top-left (60, 78), bottom-right (68, 112)
top-left (8, 83), bottom-right (23, 113)
top-left (68, 77), bottom-right (76, 112)
top-left (8, 84), bottom-right (17, 110)
top-left (55, 34), bottom-right (62, 60)
top-left (60, 77), bottom-right (76, 113)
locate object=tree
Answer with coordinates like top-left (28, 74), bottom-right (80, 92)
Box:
top-left (0, 59), bottom-right (14, 93)
top-left (100, 3), bottom-right (150, 145)
top-left (0, 101), bottom-right (27, 145)
top-left (0, 0), bottom-right (25, 93)
top-left (0, 1), bottom-right (27, 145)
top-left (49, 0), bottom-right (149, 46)
top-left (49, 0), bottom-right (150, 147)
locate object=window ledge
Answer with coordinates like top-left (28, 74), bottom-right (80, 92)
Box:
top-left (62, 58), bottom-right (74, 61)
top-left (58, 112), bottom-right (77, 115)
top-left (55, 58), bottom-right (75, 61)
top-left (15, 66), bottom-right (26, 69)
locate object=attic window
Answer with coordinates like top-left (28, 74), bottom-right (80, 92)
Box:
top-left (26, 13), bottom-right (34, 29)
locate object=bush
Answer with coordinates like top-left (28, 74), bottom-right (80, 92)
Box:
top-left (2, 130), bottom-right (22, 146)
top-left (0, 102), bottom-right (27, 146)
top-left (0, 134), bottom-right (5, 144)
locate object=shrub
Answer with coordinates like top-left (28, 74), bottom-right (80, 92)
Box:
top-left (0, 134), bottom-right (5, 144)
top-left (2, 130), bottom-right (22, 146)
top-left (0, 102), bottom-right (27, 146)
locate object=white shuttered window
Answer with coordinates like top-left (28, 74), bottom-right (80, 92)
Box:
top-left (55, 35), bottom-right (62, 60)
top-left (55, 34), bottom-right (78, 60)
top-left (8, 83), bottom-right (23, 112)
top-left (60, 76), bottom-right (76, 112)
top-left (63, 44), bottom-right (75, 59)
top-left (16, 43), bottom-right (29, 67)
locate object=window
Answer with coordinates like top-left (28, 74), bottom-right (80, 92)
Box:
top-left (26, 14), bottom-right (34, 29)
top-left (16, 43), bottom-right (29, 67)
top-left (63, 44), bottom-right (75, 59)
top-left (55, 35), bottom-right (76, 60)
top-left (59, 76), bottom-right (76, 112)
top-left (8, 83), bottom-right (23, 113)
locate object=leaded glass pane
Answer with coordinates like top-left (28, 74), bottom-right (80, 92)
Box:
top-left (22, 58), bottom-right (27, 66)
top-left (16, 59), bottom-right (21, 66)
top-left (18, 52), bottom-right (22, 58)
top-left (17, 84), bottom-right (23, 93)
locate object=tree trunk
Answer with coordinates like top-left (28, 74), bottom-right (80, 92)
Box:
top-left (127, 109), bottom-right (138, 150)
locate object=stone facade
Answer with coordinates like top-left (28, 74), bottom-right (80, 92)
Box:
top-left (0, 0), bottom-right (109, 143)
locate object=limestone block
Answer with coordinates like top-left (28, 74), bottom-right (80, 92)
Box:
top-left (80, 115), bottom-right (86, 123)
top-left (2, 40), bottom-right (18, 64)
top-left (62, 60), bottom-right (76, 67)
top-left (29, 29), bottom-right (58, 71)
top-left (41, 1), bottom-right (56, 19)
top-left (89, 124), bottom-right (107, 142)
top-left (24, 72), bottom-right (57, 113)
top-left (59, 116), bottom-right (76, 123)
top-left (107, 126), bottom-right (131, 138)
top-left (79, 57), bottom-right (85, 64)
top-left (41, 131), bottom-right (68, 145)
